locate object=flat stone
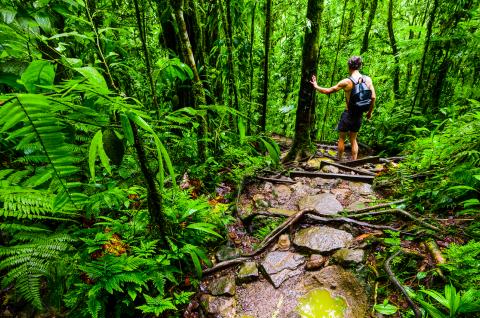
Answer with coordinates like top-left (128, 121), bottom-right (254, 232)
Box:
top-left (293, 226), bottom-right (353, 253)
top-left (216, 246), bottom-right (242, 262)
top-left (200, 294), bottom-right (236, 318)
top-left (253, 193), bottom-right (269, 208)
top-left (261, 251), bottom-right (305, 288)
top-left (333, 249), bottom-right (365, 264)
top-left (305, 157), bottom-right (333, 169)
top-left (321, 165), bottom-right (340, 174)
top-left (345, 200), bottom-right (368, 211)
top-left (290, 182), bottom-right (320, 197)
top-left (349, 182), bottom-right (374, 195)
top-left (305, 254), bottom-right (326, 271)
top-left (237, 262), bottom-right (259, 284)
top-left (297, 193), bottom-right (343, 215)
top-left (209, 274), bottom-right (236, 296)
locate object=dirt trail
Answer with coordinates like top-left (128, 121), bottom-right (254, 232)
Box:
top-left (190, 139), bottom-right (410, 318)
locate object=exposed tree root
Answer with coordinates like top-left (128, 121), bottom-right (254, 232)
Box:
top-left (320, 160), bottom-right (376, 176)
top-left (384, 250), bottom-right (422, 318)
top-left (305, 213), bottom-right (403, 232)
top-left (347, 208), bottom-right (441, 232)
top-left (203, 210), bottom-right (308, 276)
top-left (255, 176), bottom-right (296, 184)
top-left (347, 200), bottom-right (406, 214)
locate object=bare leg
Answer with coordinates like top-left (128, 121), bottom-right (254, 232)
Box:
top-left (349, 131), bottom-right (358, 160)
top-left (338, 132), bottom-right (347, 160)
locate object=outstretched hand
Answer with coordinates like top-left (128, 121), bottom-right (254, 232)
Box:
top-left (310, 75), bottom-right (317, 87)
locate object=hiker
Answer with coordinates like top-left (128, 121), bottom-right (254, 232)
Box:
top-left (310, 56), bottom-right (376, 160)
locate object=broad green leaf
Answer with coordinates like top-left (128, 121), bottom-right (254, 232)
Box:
top-left (88, 130), bottom-right (102, 181)
top-left (186, 223), bottom-right (223, 239)
top-left (74, 66), bottom-right (108, 92)
top-left (373, 301), bottom-right (398, 315)
top-left (20, 60), bottom-right (55, 93)
top-left (98, 133), bottom-right (112, 175)
top-left (120, 114), bottom-right (134, 145)
top-left (187, 249), bottom-right (202, 277)
top-left (238, 117), bottom-right (246, 144)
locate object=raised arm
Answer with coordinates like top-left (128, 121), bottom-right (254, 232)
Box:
top-left (310, 75), bottom-right (349, 94)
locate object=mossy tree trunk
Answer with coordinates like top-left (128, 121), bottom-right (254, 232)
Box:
top-left (260, 0), bottom-right (272, 132)
top-left (387, 0), bottom-right (400, 99)
top-left (284, 0), bottom-right (324, 162)
top-left (360, 0), bottom-right (378, 54)
top-left (171, 0), bottom-right (208, 160)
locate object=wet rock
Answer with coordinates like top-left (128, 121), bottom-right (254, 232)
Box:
top-left (309, 265), bottom-right (368, 318)
top-left (209, 274), bottom-right (236, 296)
top-left (237, 262), bottom-right (259, 284)
top-left (261, 251), bottom-right (305, 288)
top-left (293, 226), bottom-right (353, 253)
top-left (263, 182), bottom-right (274, 193)
top-left (345, 200), bottom-right (368, 211)
top-left (306, 157), bottom-right (332, 169)
top-left (305, 254), bottom-right (326, 271)
top-left (274, 234), bottom-right (291, 251)
top-left (349, 182), bottom-right (374, 196)
top-left (297, 193), bottom-right (343, 215)
top-left (291, 182), bottom-right (320, 197)
top-left (321, 165), bottom-right (340, 174)
top-left (216, 246), bottom-right (242, 262)
top-left (272, 185), bottom-right (292, 203)
top-left (333, 248), bottom-right (365, 264)
top-left (200, 294), bottom-right (236, 318)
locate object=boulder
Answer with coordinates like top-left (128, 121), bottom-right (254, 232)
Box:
top-left (293, 226), bottom-right (353, 253)
top-left (333, 249), bottom-right (365, 264)
top-left (261, 251), bottom-right (305, 288)
top-left (200, 294), bottom-right (236, 318)
top-left (321, 165), bottom-right (340, 174)
top-left (297, 193), bottom-right (343, 215)
top-left (209, 274), bottom-right (236, 296)
top-left (272, 185), bottom-right (292, 203)
top-left (305, 254), bottom-right (326, 271)
top-left (237, 262), bottom-right (259, 284)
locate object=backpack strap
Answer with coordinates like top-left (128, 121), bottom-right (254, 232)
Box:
top-left (349, 76), bottom-right (357, 85)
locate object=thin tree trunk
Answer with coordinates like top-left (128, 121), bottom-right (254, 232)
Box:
top-left (131, 120), bottom-right (165, 240)
top-left (260, 0), bottom-right (272, 132)
top-left (360, 0), bottom-right (378, 54)
top-left (387, 0), bottom-right (400, 99)
top-left (409, 0), bottom-right (438, 116)
top-left (429, 45), bottom-right (450, 113)
top-left (171, 0), bottom-right (208, 160)
top-left (284, 0), bottom-right (324, 162)
top-left (133, 0), bottom-right (158, 109)
top-left (219, 0), bottom-right (239, 112)
top-left (247, 1), bottom-right (256, 135)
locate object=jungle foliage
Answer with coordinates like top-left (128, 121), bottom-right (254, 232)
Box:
top-left (0, 0), bottom-right (479, 316)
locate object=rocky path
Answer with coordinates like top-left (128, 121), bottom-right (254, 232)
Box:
top-left (192, 142), bottom-right (410, 318)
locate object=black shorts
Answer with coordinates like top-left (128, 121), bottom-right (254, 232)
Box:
top-left (337, 111), bottom-right (362, 132)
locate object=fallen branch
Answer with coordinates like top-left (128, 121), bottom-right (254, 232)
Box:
top-left (305, 213), bottom-right (403, 232)
top-left (288, 170), bottom-right (375, 183)
top-left (347, 200), bottom-right (406, 214)
top-left (255, 176), bottom-right (296, 184)
top-left (320, 160), bottom-right (376, 176)
top-left (343, 156), bottom-right (380, 167)
top-left (384, 250), bottom-right (422, 318)
top-left (347, 209), bottom-right (441, 232)
top-left (203, 211), bottom-right (308, 276)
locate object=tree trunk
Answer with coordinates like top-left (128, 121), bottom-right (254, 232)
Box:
top-left (260, 0), bottom-right (272, 132)
top-left (131, 120), bottom-right (166, 240)
top-left (133, 0), bottom-right (158, 109)
top-left (247, 1), bottom-right (256, 135)
top-left (428, 45), bottom-right (450, 113)
top-left (171, 0), bottom-right (208, 160)
top-left (360, 0), bottom-right (378, 54)
top-left (409, 0), bottom-right (438, 116)
top-left (284, 0), bottom-right (324, 162)
top-left (219, 0), bottom-right (239, 112)
top-left (387, 0), bottom-right (400, 99)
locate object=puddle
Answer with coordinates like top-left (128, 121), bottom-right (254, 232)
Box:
top-left (297, 289), bottom-right (347, 318)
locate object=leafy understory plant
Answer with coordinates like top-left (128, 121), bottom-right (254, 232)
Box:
top-left (415, 284), bottom-right (480, 318)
